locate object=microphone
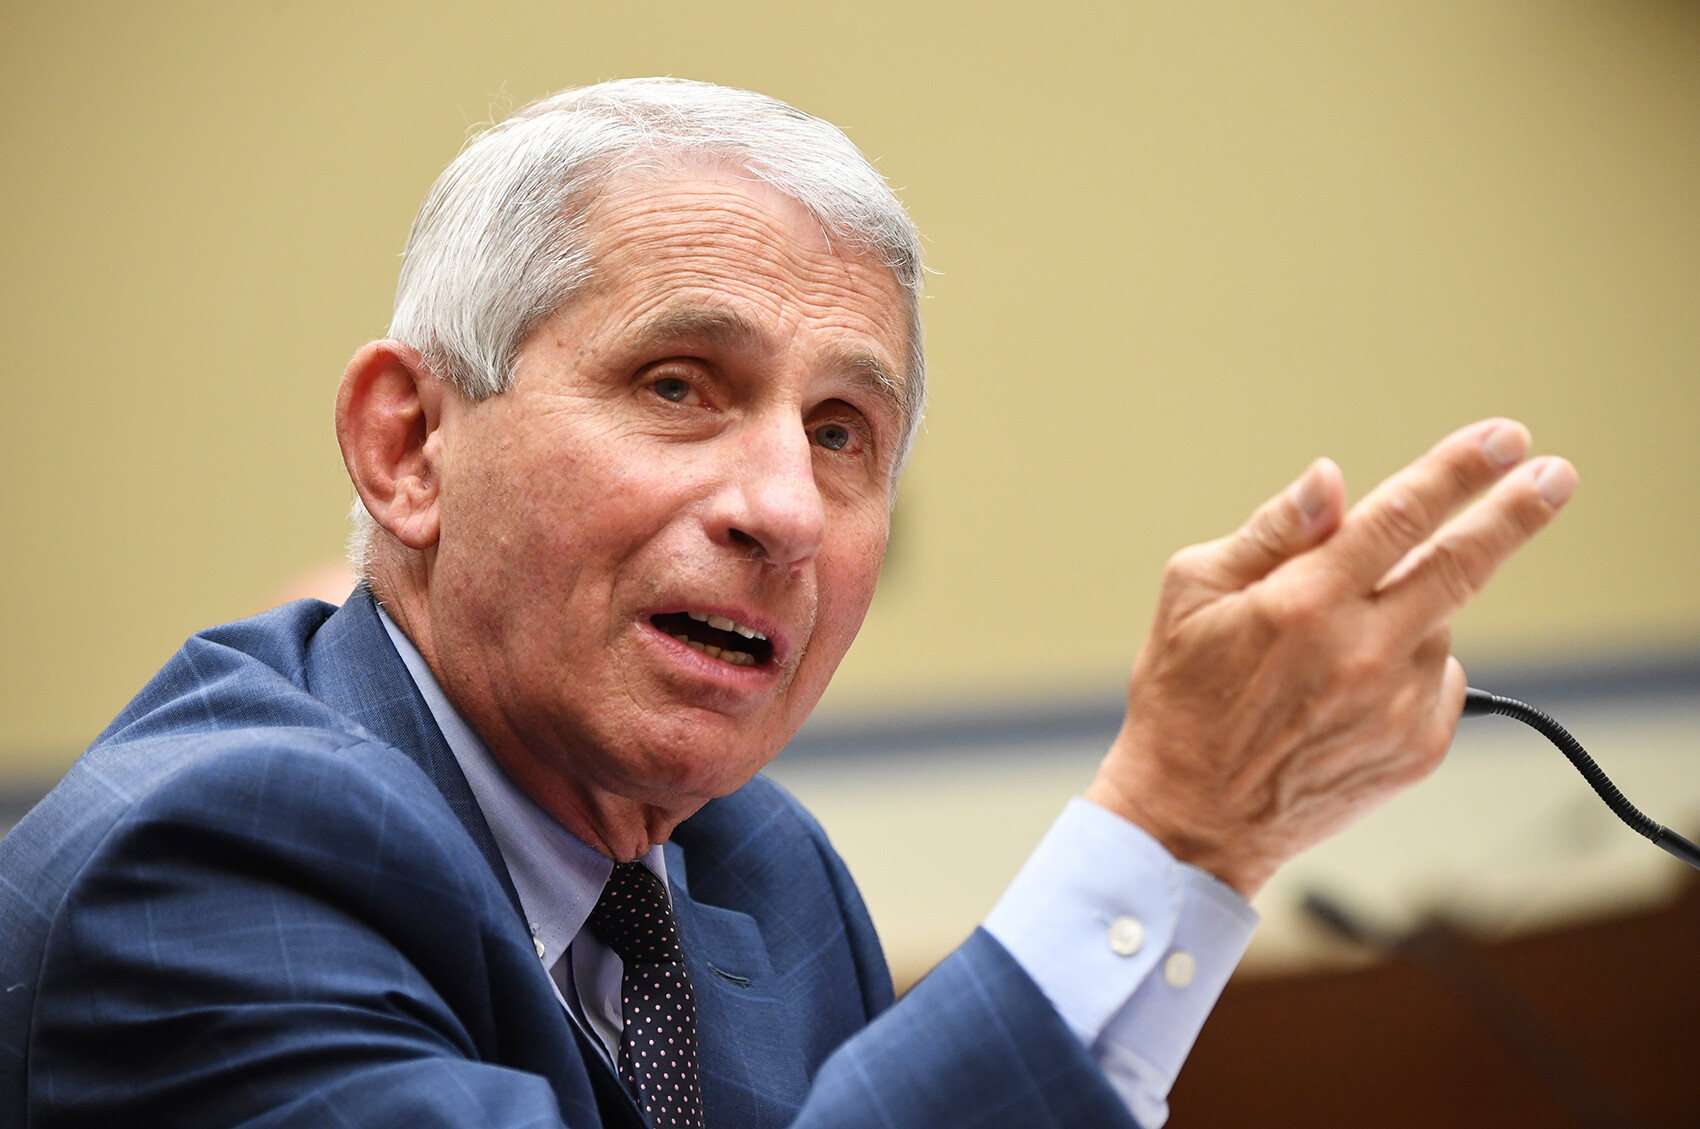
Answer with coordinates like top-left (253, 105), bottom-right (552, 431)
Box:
top-left (1462, 687), bottom-right (1700, 872)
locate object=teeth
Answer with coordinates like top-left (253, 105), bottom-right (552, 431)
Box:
top-left (682, 637), bottom-right (754, 666)
top-left (683, 610), bottom-right (768, 642)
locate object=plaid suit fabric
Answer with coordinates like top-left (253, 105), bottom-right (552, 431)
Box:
top-left (0, 591), bottom-right (1138, 1128)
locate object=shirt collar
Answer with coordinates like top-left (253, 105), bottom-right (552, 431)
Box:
top-left (376, 606), bottom-right (667, 968)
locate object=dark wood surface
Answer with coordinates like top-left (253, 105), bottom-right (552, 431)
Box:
top-left (1168, 881), bottom-right (1700, 1128)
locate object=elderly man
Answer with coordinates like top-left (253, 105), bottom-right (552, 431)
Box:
top-left (0, 79), bottom-right (1573, 1128)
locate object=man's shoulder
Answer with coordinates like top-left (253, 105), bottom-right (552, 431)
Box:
top-left (91, 597), bottom-right (357, 751)
top-left (0, 713), bottom-right (464, 926)
top-left (0, 593), bottom-right (471, 935)
top-left (0, 697), bottom-right (544, 1129)
top-left (57, 591), bottom-right (444, 814)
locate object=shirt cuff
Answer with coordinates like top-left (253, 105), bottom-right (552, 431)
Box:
top-left (983, 797), bottom-right (1259, 1128)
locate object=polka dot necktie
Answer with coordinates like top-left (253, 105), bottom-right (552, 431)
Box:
top-left (584, 862), bottom-right (706, 1129)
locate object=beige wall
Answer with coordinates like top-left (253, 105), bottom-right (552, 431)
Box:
top-left (4, 0), bottom-right (1698, 780)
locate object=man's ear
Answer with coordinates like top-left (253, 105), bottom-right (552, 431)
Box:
top-left (335, 340), bottom-right (452, 552)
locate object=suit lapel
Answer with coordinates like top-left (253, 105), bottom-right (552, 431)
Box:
top-left (304, 588), bottom-right (652, 1129)
top-left (304, 587), bottom-right (526, 920)
top-left (666, 841), bottom-right (814, 1129)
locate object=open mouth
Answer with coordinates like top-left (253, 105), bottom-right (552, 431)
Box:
top-left (650, 611), bottom-right (774, 668)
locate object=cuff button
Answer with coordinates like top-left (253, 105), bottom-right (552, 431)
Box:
top-left (1163, 950), bottom-right (1196, 988)
top-left (1107, 915), bottom-right (1145, 956)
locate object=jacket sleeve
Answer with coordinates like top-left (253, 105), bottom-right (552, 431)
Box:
top-left (791, 930), bottom-right (1142, 1129)
top-left (782, 788), bottom-right (1143, 1129)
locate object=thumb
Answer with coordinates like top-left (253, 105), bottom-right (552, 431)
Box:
top-left (1203, 457), bottom-right (1345, 589)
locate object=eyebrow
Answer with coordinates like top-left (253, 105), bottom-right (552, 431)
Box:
top-left (627, 303), bottom-right (762, 354)
top-left (626, 302), bottom-right (908, 425)
top-left (825, 346), bottom-right (907, 426)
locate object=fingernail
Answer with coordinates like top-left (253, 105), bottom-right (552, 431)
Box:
top-left (1481, 422), bottom-right (1530, 467)
top-left (1535, 458), bottom-right (1577, 507)
top-left (1290, 460), bottom-right (1328, 522)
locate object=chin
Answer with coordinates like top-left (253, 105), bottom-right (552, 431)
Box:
top-left (606, 726), bottom-right (779, 807)
top-left (657, 748), bottom-right (772, 802)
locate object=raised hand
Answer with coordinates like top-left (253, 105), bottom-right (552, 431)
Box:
top-left (1084, 419), bottom-right (1577, 897)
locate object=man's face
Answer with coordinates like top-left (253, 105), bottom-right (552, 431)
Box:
top-left (422, 168), bottom-right (909, 842)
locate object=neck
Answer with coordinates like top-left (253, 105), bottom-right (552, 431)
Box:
top-left (494, 751), bottom-right (700, 862)
top-left (369, 561), bottom-right (704, 861)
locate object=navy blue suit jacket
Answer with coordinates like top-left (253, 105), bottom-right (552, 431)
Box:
top-left (0, 590), bottom-right (1137, 1127)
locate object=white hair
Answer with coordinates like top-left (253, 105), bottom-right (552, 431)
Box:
top-left (349, 77), bottom-right (925, 575)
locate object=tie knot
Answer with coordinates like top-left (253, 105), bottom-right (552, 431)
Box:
top-left (585, 862), bottom-right (684, 965)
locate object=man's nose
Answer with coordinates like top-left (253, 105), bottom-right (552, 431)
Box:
top-left (706, 417), bottom-right (825, 573)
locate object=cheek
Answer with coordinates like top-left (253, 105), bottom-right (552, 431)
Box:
top-left (813, 514), bottom-right (889, 644)
top-left (458, 437), bottom-right (652, 566)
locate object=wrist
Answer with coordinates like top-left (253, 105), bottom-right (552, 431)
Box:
top-left (1083, 773), bottom-right (1272, 899)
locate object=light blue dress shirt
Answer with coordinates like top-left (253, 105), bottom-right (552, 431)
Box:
top-left (379, 610), bottom-right (1257, 1128)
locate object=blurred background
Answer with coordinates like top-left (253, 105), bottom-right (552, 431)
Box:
top-left (3, 2), bottom-right (1697, 1124)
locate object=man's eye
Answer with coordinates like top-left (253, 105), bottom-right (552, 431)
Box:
top-left (652, 377), bottom-right (693, 403)
top-left (814, 423), bottom-right (853, 452)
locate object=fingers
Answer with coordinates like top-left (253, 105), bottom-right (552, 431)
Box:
top-left (1378, 454), bottom-right (1576, 631)
top-left (1321, 419), bottom-right (1532, 592)
top-left (1413, 632), bottom-right (1466, 742)
top-left (1396, 648), bottom-right (1467, 787)
top-left (1437, 653), bottom-right (1468, 724)
top-left (1191, 457), bottom-right (1346, 591)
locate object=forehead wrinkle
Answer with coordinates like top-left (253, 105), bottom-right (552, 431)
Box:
top-left (579, 177), bottom-right (911, 436)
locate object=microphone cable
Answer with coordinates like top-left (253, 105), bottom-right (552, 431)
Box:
top-left (1462, 688), bottom-right (1700, 873)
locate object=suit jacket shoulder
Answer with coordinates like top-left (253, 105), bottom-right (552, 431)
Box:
top-left (0, 597), bottom-right (600, 1127)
